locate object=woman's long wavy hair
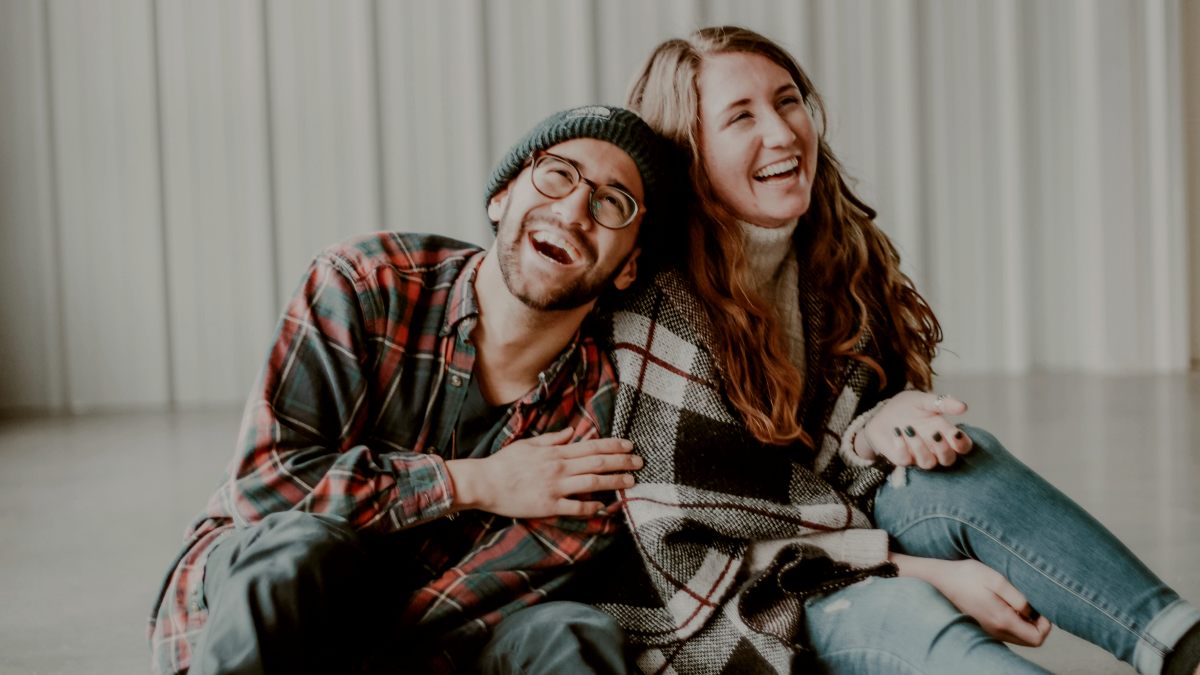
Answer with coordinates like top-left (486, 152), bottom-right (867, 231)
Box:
top-left (627, 26), bottom-right (941, 447)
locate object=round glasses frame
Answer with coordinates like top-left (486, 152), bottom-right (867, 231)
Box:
top-left (528, 152), bottom-right (642, 230)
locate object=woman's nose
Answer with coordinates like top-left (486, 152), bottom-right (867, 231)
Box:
top-left (761, 112), bottom-right (797, 148)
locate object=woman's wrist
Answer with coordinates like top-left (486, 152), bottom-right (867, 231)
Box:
top-left (853, 429), bottom-right (876, 459)
top-left (844, 398), bottom-right (892, 461)
top-left (889, 551), bottom-right (933, 581)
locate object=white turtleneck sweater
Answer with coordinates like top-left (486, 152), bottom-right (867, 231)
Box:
top-left (738, 219), bottom-right (890, 574)
top-left (738, 219), bottom-right (806, 381)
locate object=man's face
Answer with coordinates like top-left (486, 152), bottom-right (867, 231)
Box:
top-left (489, 137), bottom-right (644, 312)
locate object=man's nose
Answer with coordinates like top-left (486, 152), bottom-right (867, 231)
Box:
top-left (550, 183), bottom-right (595, 228)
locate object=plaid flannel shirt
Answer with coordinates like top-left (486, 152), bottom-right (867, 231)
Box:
top-left (148, 232), bottom-right (620, 674)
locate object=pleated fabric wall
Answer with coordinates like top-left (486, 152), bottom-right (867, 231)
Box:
top-left (0, 0), bottom-right (1195, 413)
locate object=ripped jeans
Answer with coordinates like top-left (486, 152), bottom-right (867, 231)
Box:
top-left (801, 425), bottom-right (1199, 675)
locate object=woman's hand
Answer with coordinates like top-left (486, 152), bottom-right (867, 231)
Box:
top-left (860, 390), bottom-right (972, 468)
top-left (891, 553), bottom-right (1052, 647)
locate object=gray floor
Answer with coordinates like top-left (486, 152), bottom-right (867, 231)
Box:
top-left (0, 373), bottom-right (1197, 674)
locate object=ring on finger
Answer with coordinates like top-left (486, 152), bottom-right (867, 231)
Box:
top-left (934, 393), bottom-right (947, 413)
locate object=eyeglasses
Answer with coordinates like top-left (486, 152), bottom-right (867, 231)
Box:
top-left (529, 152), bottom-right (642, 230)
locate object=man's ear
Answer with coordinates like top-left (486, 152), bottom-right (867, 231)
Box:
top-left (611, 248), bottom-right (641, 291)
top-left (487, 188), bottom-right (510, 224)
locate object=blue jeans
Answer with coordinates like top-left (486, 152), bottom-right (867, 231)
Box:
top-left (803, 424), bottom-right (1199, 674)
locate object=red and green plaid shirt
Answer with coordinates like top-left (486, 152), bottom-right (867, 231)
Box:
top-left (149, 232), bottom-right (620, 674)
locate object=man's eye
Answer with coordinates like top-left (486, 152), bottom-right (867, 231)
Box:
top-left (599, 193), bottom-right (623, 208)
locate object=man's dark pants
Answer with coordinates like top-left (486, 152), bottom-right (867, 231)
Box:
top-left (189, 511), bottom-right (628, 674)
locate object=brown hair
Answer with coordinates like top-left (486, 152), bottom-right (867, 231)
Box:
top-left (627, 26), bottom-right (941, 446)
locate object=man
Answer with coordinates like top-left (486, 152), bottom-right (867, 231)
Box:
top-left (148, 105), bottom-right (676, 674)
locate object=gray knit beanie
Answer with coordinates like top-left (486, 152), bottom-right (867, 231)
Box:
top-left (485, 105), bottom-right (679, 244)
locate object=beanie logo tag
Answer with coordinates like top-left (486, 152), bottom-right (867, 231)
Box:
top-left (566, 105), bottom-right (613, 120)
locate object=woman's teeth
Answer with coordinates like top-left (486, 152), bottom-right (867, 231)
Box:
top-left (754, 157), bottom-right (799, 180)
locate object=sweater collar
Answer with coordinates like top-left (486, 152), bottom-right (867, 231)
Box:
top-left (738, 219), bottom-right (799, 291)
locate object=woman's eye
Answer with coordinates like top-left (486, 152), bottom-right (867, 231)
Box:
top-left (729, 111), bottom-right (751, 124)
top-left (779, 96), bottom-right (801, 108)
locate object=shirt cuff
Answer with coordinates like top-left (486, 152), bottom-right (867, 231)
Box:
top-left (839, 397), bottom-right (891, 467)
top-left (744, 529), bottom-right (890, 575)
top-left (388, 452), bottom-right (456, 526)
top-left (801, 529), bottom-right (890, 569)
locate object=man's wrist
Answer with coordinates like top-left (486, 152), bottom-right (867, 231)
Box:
top-left (445, 458), bottom-right (484, 513)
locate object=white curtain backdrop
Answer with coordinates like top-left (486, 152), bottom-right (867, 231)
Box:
top-left (0, 0), bottom-right (1195, 413)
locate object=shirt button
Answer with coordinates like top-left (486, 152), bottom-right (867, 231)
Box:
top-left (450, 375), bottom-right (463, 387)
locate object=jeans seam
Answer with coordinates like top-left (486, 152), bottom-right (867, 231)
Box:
top-left (888, 511), bottom-right (1167, 658)
top-left (817, 646), bottom-right (927, 674)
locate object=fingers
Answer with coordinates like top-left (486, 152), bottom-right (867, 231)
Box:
top-left (991, 598), bottom-right (1049, 647)
top-left (558, 472), bottom-right (636, 496)
top-left (1034, 615), bottom-right (1052, 642)
top-left (897, 425), bottom-right (937, 470)
top-left (987, 575), bottom-right (1049, 647)
top-left (554, 437), bottom-right (635, 458)
top-left (923, 393), bottom-right (968, 416)
top-left (989, 575), bottom-right (1032, 619)
top-left (893, 422), bottom-right (972, 468)
top-left (941, 426), bottom-right (971, 455)
top-left (551, 491), bottom-right (630, 520)
top-left (563, 452), bottom-right (643, 476)
top-left (950, 427), bottom-right (974, 455)
top-left (927, 429), bottom-right (957, 466)
top-left (554, 497), bottom-right (607, 517)
top-left (885, 430), bottom-right (915, 466)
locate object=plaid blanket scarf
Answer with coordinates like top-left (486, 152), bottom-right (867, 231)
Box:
top-left (586, 268), bottom-right (903, 674)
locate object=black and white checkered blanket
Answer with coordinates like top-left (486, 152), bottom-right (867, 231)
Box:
top-left (590, 268), bottom-right (900, 674)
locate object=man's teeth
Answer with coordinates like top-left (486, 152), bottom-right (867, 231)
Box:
top-left (754, 157), bottom-right (799, 179)
top-left (530, 231), bottom-right (580, 264)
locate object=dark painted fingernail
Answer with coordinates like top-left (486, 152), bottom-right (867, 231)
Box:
top-left (894, 427), bottom-right (902, 436)
top-left (1027, 607), bottom-right (1041, 621)
top-left (954, 430), bottom-right (965, 440)
top-left (932, 431), bottom-right (943, 442)
top-left (904, 426), bottom-right (916, 437)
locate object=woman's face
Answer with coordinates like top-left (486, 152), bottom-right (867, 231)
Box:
top-left (697, 51), bottom-right (819, 228)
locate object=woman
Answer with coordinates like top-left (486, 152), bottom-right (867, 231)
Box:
top-left (594, 25), bottom-right (1200, 675)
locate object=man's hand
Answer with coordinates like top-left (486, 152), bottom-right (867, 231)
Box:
top-left (892, 553), bottom-right (1051, 647)
top-left (860, 391), bottom-right (973, 468)
top-left (446, 427), bottom-right (641, 519)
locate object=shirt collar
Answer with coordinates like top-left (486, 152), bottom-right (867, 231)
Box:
top-left (441, 250), bottom-right (585, 404)
top-left (528, 335), bottom-right (581, 405)
top-left (441, 250), bottom-right (487, 337)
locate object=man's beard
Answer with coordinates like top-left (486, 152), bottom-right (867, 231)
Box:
top-left (495, 207), bottom-right (630, 312)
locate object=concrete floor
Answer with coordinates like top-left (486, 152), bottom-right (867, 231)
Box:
top-left (0, 373), bottom-right (1197, 674)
